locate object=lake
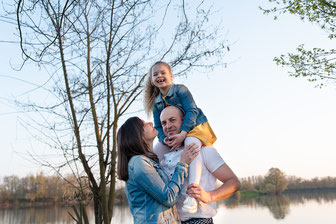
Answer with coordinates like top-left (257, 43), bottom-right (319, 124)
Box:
top-left (1, 191), bottom-right (335, 223)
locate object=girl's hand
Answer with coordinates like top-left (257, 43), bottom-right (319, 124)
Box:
top-left (180, 143), bottom-right (199, 165)
top-left (166, 131), bottom-right (187, 151)
top-left (169, 133), bottom-right (183, 151)
top-left (186, 183), bottom-right (212, 203)
top-left (163, 137), bottom-right (171, 146)
top-left (163, 136), bottom-right (180, 150)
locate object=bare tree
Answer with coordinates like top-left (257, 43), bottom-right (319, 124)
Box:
top-left (4, 0), bottom-right (229, 223)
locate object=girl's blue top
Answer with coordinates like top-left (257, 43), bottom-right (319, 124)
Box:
top-left (153, 84), bottom-right (208, 143)
top-left (126, 155), bottom-right (188, 224)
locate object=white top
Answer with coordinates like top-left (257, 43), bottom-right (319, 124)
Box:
top-left (160, 146), bottom-right (225, 221)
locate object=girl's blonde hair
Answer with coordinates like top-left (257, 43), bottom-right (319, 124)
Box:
top-left (144, 61), bottom-right (172, 116)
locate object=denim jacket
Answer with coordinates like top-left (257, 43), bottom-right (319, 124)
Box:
top-left (126, 155), bottom-right (188, 224)
top-left (153, 84), bottom-right (208, 143)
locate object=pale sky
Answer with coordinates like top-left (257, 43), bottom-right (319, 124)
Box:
top-left (1, 1), bottom-right (336, 179)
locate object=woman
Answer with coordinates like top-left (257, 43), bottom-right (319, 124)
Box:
top-left (117, 117), bottom-right (199, 224)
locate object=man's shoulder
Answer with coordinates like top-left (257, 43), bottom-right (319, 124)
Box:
top-left (200, 146), bottom-right (220, 157)
top-left (201, 146), bottom-right (225, 173)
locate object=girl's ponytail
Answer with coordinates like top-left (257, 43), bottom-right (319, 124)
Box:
top-left (144, 71), bottom-right (159, 117)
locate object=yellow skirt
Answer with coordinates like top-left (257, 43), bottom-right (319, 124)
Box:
top-left (186, 121), bottom-right (217, 146)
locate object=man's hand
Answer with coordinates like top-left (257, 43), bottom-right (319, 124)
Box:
top-left (186, 161), bottom-right (241, 203)
top-left (186, 183), bottom-right (212, 203)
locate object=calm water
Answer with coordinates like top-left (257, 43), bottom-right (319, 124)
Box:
top-left (1, 191), bottom-right (335, 223)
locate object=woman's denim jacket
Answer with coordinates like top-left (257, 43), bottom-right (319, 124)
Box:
top-left (126, 155), bottom-right (188, 224)
top-left (153, 84), bottom-right (208, 143)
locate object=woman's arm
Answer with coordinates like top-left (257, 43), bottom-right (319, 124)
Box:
top-left (131, 145), bottom-right (199, 207)
top-left (132, 156), bottom-right (188, 207)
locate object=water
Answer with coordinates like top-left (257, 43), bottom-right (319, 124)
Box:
top-left (1, 191), bottom-right (335, 223)
top-left (215, 191), bottom-right (336, 224)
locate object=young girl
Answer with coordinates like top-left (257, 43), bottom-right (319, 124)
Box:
top-left (144, 61), bottom-right (217, 214)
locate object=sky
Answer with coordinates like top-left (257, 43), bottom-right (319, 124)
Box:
top-left (0, 1), bottom-right (336, 179)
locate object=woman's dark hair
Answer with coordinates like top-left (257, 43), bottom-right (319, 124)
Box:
top-left (117, 117), bottom-right (158, 181)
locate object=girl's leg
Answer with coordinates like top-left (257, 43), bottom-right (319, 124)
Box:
top-left (153, 141), bottom-right (171, 162)
top-left (182, 136), bottom-right (202, 214)
top-left (185, 136), bottom-right (202, 185)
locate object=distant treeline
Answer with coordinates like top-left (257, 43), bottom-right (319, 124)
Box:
top-left (0, 172), bottom-right (127, 207)
top-left (2, 169), bottom-right (335, 206)
top-left (286, 176), bottom-right (336, 190)
top-left (240, 168), bottom-right (336, 194)
top-left (0, 172), bottom-right (83, 206)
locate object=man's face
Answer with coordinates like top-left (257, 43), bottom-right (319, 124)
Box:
top-left (160, 107), bottom-right (183, 137)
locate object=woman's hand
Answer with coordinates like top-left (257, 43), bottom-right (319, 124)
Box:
top-left (186, 183), bottom-right (212, 203)
top-left (179, 142), bottom-right (199, 165)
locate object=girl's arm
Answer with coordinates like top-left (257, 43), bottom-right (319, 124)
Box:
top-left (176, 84), bottom-right (199, 133)
top-left (167, 85), bottom-right (199, 150)
top-left (153, 105), bottom-right (166, 143)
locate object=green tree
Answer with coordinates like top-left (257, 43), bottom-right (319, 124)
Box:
top-left (2, 0), bottom-right (229, 223)
top-left (262, 168), bottom-right (288, 194)
top-left (261, 0), bottom-right (336, 87)
top-left (240, 178), bottom-right (254, 191)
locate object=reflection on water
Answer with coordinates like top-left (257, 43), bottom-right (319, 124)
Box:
top-left (221, 194), bottom-right (290, 219)
top-left (220, 190), bottom-right (336, 220)
top-left (286, 190), bottom-right (336, 205)
top-left (261, 194), bottom-right (290, 219)
top-left (0, 206), bottom-right (77, 224)
top-left (108, 203), bottom-right (133, 224)
top-left (0, 191), bottom-right (335, 223)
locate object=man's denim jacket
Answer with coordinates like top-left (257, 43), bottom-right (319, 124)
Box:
top-left (153, 84), bottom-right (208, 143)
top-left (126, 155), bottom-right (188, 224)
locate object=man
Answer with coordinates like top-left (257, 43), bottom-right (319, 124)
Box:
top-left (154, 106), bottom-right (241, 224)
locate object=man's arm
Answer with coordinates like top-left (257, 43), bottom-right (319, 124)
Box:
top-left (187, 163), bottom-right (241, 203)
top-left (209, 163), bottom-right (241, 202)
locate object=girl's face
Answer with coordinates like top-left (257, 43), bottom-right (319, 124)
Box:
top-left (142, 121), bottom-right (158, 144)
top-left (151, 63), bottom-right (173, 89)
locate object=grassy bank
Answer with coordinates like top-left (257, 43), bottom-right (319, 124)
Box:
top-left (233, 188), bottom-right (336, 201)
top-left (235, 190), bottom-right (264, 200)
